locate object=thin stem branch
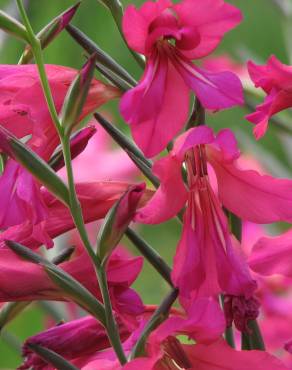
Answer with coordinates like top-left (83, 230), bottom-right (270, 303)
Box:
top-left (97, 266), bottom-right (127, 364)
top-left (130, 288), bottom-right (178, 359)
top-left (125, 227), bottom-right (173, 286)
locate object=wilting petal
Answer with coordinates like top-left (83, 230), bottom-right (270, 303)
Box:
top-left (120, 51), bottom-right (189, 157)
top-left (183, 338), bottom-right (289, 370)
top-left (208, 146), bottom-right (292, 223)
top-left (173, 57), bottom-right (243, 109)
top-left (249, 230), bottom-right (292, 277)
top-left (174, 0), bottom-right (242, 59)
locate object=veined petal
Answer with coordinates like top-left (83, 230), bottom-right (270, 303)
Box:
top-left (173, 56), bottom-right (243, 109)
top-left (208, 146), bottom-right (292, 223)
top-left (120, 52), bottom-right (189, 157)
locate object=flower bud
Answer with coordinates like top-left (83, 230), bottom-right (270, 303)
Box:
top-left (49, 126), bottom-right (97, 171)
top-left (97, 183), bottom-right (145, 264)
top-left (59, 54), bottom-right (97, 135)
top-left (19, 3), bottom-right (80, 64)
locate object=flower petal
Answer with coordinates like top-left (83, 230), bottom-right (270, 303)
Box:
top-left (249, 230), bottom-right (292, 277)
top-left (120, 52), bottom-right (189, 157)
top-left (174, 0), bottom-right (242, 59)
top-left (173, 58), bottom-right (243, 109)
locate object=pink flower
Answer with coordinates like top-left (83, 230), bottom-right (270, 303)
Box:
top-left (19, 316), bottom-right (129, 370)
top-left (136, 125), bottom-right (292, 308)
top-left (0, 64), bottom-right (120, 242)
top-left (246, 55), bottom-right (292, 139)
top-left (120, 0), bottom-right (243, 157)
top-left (0, 246), bottom-right (144, 324)
top-left (122, 303), bottom-right (288, 370)
top-left (0, 181), bottom-right (148, 250)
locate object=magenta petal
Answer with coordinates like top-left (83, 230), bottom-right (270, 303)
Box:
top-left (173, 125), bottom-right (214, 160)
top-left (120, 52), bottom-right (189, 157)
top-left (209, 149), bottom-right (292, 223)
top-left (122, 0), bottom-right (172, 55)
top-left (174, 0), bottom-right (242, 59)
top-left (149, 298), bottom-right (224, 348)
top-left (174, 59), bottom-right (243, 109)
top-left (246, 88), bottom-right (292, 139)
top-left (135, 154), bottom-right (187, 223)
top-left (0, 160), bottom-right (48, 229)
top-left (249, 230), bottom-right (292, 277)
top-left (184, 338), bottom-right (289, 370)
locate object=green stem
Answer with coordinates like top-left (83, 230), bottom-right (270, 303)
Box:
top-left (97, 266), bottom-right (127, 365)
top-left (17, 0), bottom-right (62, 134)
top-left (225, 325), bottom-right (235, 348)
top-left (130, 288), bottom-right (178, 359)
top-left (61, 136), bottom-right (98, 265)
top-left (125, 227), bottom-right (173, 287)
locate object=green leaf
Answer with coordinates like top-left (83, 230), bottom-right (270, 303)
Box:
top-left (94, 113), bottom-right (152, 168)
top-left (27, 343), bottom-right (79, 370)
top-left (0, 126), bottom-right (69, 205)
top-left (0, 302), bottom-right (30, 331)
top-left (66, 24), bottom-right (136, 87)
top-left (19, 2), bottom-right (80, 64)
top-left (0, 10), bottom-right (28, 42)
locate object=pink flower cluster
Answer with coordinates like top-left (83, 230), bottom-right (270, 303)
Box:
top-left (0, 0), bottom-right (292, 369)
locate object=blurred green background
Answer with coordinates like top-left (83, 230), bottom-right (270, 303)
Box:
top-left (0, 0), bottom-right (291, 368)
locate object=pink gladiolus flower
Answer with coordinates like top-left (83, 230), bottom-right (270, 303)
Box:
top-left (19, 315), bottom-right (127, 370)
top-left (246, 55), bottom-right (292, 139)
top-left (136, 125), bottom-right (292, 308)
top-left (0, 64), bottom-right (120, 242)
top-left (0, 181), bottom-right (150, 250)
top-left (79, 299), bottom-right (288, 370)
top-left (120, 0), bottom-right (243, 157)
top-left (0, 246), bottom-right (144, 323)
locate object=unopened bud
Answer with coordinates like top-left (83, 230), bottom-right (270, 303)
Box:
top-left (19, 3), bottom-right (80, 64)
top-left (59, 54), bottom-right (97, 135)
top-left (97, 183), bottom-right (145, 263)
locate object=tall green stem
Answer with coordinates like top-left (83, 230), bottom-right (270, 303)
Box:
top-left (17, 1), bottom-right (127, 363)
